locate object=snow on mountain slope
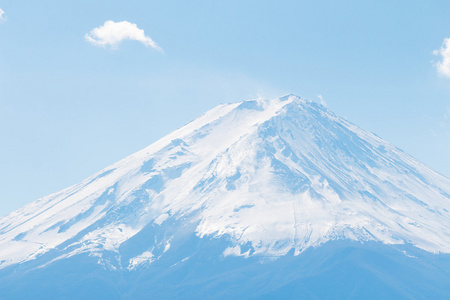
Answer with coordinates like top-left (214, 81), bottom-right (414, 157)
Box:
top-left (1, 95), bottom-right (450, 270)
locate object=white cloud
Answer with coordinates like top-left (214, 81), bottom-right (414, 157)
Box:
top-left (85, 20), bottom-right (162, 51)
top-left (433, 38), bottom-right (450, 77)
top-left (0, 8), bottom-right (7, 22)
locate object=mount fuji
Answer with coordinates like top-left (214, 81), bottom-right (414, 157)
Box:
top-left (1, 95), bottom-right (450, 299)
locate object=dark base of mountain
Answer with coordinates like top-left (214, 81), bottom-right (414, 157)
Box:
top-left (0, 240), bottom-right (449, 300)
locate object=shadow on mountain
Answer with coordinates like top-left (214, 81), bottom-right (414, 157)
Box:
top-left (0, 240), bottom-right (449, 300)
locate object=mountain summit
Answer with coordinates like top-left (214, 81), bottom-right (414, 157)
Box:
top-left (1, 95), bottom-right (450, 299)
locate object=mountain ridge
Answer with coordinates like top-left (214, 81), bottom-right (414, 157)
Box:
top-left (1, 95), bottom-right (450, 273)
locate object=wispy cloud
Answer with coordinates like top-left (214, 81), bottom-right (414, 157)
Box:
top-left (317, 94), bottom-right (327, 107)
top-left (85, 20), bottom-right (162, 51)
top-left (444, 106), bottom-right (450, 121)
top-left (0, 8), bottom-right (7, 23)
top-left (433, 38), bottom-right (450, 77)
top-left (426, 106), bottom-right (450, 136)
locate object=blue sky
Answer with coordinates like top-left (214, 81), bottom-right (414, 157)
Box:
top-left (1, 0), bottom-right (450, 216)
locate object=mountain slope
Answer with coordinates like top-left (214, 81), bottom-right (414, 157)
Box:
top-left (1, 241), bottom-right (450, 300)
top-left (0, 94), bottom-right (449, 275)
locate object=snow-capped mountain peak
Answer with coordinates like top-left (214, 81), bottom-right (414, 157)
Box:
top-left (1, 95), bottom-right (450, 271)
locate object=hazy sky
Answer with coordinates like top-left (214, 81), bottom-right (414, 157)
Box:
top-left (1, 0), bottom-right (450, 216)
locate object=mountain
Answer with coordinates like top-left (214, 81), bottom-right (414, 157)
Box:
top-left (0, 95), bottom-right (450, 299)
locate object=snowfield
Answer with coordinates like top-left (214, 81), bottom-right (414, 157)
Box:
top-left (1, 95), bottom-right (450, 271)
